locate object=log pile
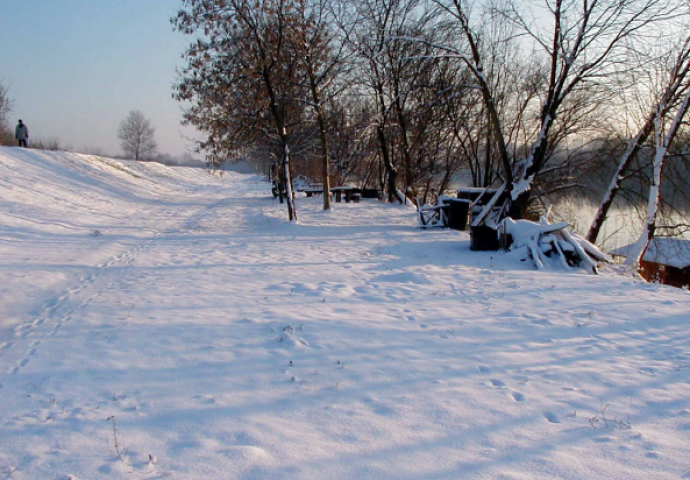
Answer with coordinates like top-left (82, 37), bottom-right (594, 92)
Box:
top-left (499, 217), bottom-right (610, 273)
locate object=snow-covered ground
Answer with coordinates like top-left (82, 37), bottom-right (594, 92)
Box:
top-left (1, 146), bottom-right (689, 480)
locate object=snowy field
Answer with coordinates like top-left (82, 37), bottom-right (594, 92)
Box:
top-left (1, 146), bottom-right (689, 480)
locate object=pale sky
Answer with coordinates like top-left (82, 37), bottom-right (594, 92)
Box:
top-left (0, 0), bottom-right (199, 157)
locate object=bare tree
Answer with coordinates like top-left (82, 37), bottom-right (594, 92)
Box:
top-left (345, 0), bottom-right (403, 203)
top-left (0, 81), bottom-right (13, 145)
top-left (173, 0), bottom-right (309, 222)
top-left (117, 110), bottom-right (158, 160)
top-left (587, 35), bottom-right (690, 244)
top-left (625, 85), bottom-right (690, 268)
top-left (287, 0), bottom-right (351, 211)
top-left (500, 0), bottom-right (681, 218)
top-left (344, 0), bottom-right (441, 203)
top-left (428, 0), bottom-right (681, 223)
top-left (0, 82), bottom-right (11, 126)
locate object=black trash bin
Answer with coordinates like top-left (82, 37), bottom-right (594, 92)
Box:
top-left (470, 225), bottom-right (500, 251)
top-left (362, 188), bottom-right (382, 199)
top-left (445, 198), bottom-right (470, 231)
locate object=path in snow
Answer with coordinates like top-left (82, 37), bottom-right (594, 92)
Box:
top-left (0, 148), bottom-right (689, 480)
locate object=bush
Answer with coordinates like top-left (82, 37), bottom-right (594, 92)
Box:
top-left (30, 137), bottom-right (70, 151)
top-left (0, 127), bottom-right (14, 146)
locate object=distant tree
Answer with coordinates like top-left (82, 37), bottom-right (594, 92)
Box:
top-left (0, 82), bottom-right (11, 125)
top-left (0, 81), bottom-right (13, 145)
top-left (118, 110), bottom-right (157, 160)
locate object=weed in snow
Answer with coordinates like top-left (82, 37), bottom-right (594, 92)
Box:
top-left (589, 403), bottom-right (632, 430)
top-left (106, 416), bottom-right (130, 464)
top-left (277, 325), bottom-right (308, 346)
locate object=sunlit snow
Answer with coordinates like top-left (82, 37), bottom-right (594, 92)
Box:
top-left (1, 147), bottom-right (689, 479)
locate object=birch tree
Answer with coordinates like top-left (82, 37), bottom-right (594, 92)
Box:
top-left (587, 36), bottom-right (690, 244)
top-left (625, 72), bottom-right (690, 268)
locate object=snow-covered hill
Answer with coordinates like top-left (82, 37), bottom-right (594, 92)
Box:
top-left (0, 146), bottom-right (689, 479)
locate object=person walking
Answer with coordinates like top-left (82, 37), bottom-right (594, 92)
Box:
top-left (15, 119), bottom-right (29, 147)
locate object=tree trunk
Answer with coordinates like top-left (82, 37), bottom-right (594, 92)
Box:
top-left (393, 94), bottom-right (414, 196)
top-left (587, 112), bottom-right (656, 244)
top-left (509, 112), bottom-right (555, 219)
top-left (307, 63), bottom-right (332, 211)
top-left (377, 124), bottom-right (399, 203)
top-left (452, 0), bottom-right (513, 189)
top-left (483, 109), bottom-right (493, 187)
top-left (625, 88), bottom-right (690, 268)
top-left (262, 66), bottom-right (297, 222)
top-left (282, 141), bottom-right (298, 222)
top-left (375, 83), bottom-right (401, 203)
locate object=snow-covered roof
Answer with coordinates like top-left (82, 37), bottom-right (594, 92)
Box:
top-left (610, 237), bottom-right (690, 269)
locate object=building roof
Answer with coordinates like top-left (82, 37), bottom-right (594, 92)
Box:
top-left (610, 237), bottom-right (690, 269)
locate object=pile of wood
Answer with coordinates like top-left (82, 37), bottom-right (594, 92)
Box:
top-left (499, 217), bottom-right (610, 273)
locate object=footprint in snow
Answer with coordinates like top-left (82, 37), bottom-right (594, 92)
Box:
top-left (0, 341), bottom-right (13, 355)
top-left (195, 394), bottom-right (216, 405)
top-left (362, 397), bottom-right (395, 416)
top-left (511, 392), bottom-right (525, 402)
top-left (544, 412), bottom-right (560, 423)
top-left (489, 379), bottom-right (505, 388)
top-left (13, 324), bottom-right (32, 336)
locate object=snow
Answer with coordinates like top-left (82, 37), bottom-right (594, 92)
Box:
top-left (1, 146), bottom-right (690, 480)
top-left (611, 237), bottom-right (690, 269)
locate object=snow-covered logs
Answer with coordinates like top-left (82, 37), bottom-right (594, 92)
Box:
top-left (499, 217), bottom-right (610, 273)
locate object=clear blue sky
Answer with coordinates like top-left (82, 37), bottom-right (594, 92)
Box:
top-left (0, 0), bottom-right (197, 156)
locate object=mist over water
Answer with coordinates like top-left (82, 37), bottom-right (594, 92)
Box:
top-left (552, 199), bottom-right (690, 252)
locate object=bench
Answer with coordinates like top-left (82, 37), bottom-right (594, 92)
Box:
top-left (417, 203), bottom-right (449, 228)
top-left (331, 186), bottom-right (359, 203)
top-left (303, 188), bottom-right (325, 197)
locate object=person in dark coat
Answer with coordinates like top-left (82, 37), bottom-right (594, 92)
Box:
top-left (15, 119), bottom-right (29, 147)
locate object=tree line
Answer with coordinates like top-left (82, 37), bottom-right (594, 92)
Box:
top-left (171, 0), bottom-right (690, 245)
